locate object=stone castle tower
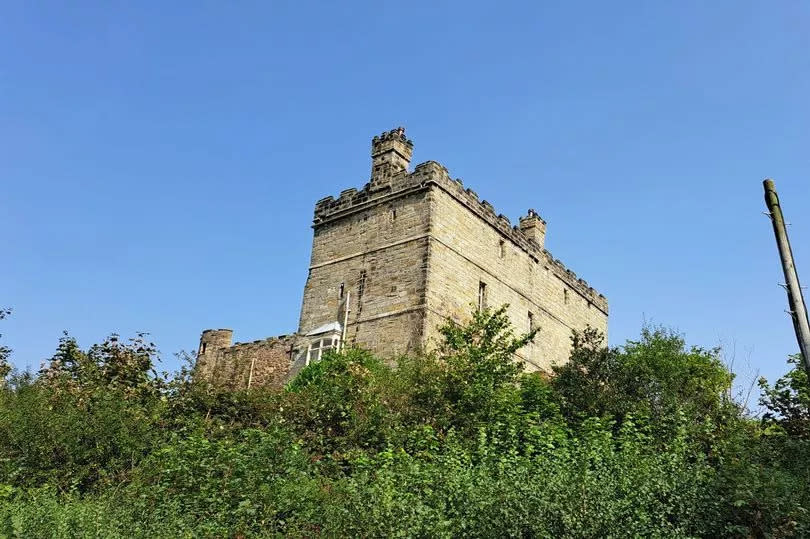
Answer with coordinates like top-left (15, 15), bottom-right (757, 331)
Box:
top-left (196, 128), bottom-right (608, 388)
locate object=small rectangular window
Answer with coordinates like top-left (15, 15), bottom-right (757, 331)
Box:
top-left (564, 288), bottom-right (569, 305)
top-left (498, 240), bottom-right (505, 258)
top-left (478, 281), bottom-right (488, 311)
top-left (528, 311), bottom-right (535, 333)
top-left (339, 282), bottom-right (345, 299)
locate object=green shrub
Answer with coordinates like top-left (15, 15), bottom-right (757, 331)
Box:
top-left (0, 307), bottom-right (809, 536)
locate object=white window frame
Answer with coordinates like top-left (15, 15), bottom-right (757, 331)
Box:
top-left (306, 335), bottom-right (340, 365)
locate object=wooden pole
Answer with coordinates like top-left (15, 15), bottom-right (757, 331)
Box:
top-left (247, 356), bottom-right (256, 390)
top-left (340, 290), bottom-right (350, 352)
top-left (763, 179), bottom-right (810, 377)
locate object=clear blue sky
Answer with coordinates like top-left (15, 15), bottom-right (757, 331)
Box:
top-left (2, 1), bottom-right (808, 391)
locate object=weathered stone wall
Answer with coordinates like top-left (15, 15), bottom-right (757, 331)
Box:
top-left (299, 186), bottom-right (430, 357)
top-left (423, 183), bottom-right (608, 371)
top-left (195, 334), bottom-right (298, 390)
top-left (196, 329), bottom-right (234, 380)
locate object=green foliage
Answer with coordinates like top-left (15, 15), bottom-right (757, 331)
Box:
top-left (0, 334), bottom-right (168, 492)
top-left (0, 306), bottom-right (808, 536)
top-left (552, 326), bottom-right (736, 446)
top-left (759, 353), bottom-right (810, 438)
top-left (395, 305), bottom-right (535, 437)
top-left (0, 308), bottom-right (11, 381)
top-left (283, 348), bottom-right (397, 456)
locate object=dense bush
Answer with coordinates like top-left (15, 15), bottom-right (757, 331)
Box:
top-left (0, 305), bottom-right (808, 537)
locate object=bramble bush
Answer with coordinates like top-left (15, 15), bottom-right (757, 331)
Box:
top-left (0, 305), bottom-right (808, 537)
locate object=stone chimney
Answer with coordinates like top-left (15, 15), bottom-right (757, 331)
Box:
top-left (519, 209), bottom-right (546, 250)
top-left (370, 127), bottom-right (413, 187)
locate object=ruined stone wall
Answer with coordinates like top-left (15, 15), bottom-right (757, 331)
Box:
top-left (196, 334), bottom-right (298, 390)
top-left (298, 184), bottom-right (431, 357)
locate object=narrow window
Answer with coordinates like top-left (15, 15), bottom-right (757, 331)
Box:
top-left (528, 311), bottom-right (535, 333)
top-left (339, 282), bottom-right (345, 299)
top-left (358, 270), bottom-right (367, 299)
top-left (499, 239), bottom-right (505, 258)
top-left (564, 288), bottom-right (569, 305)
top-left (390, 208), bottom-right (397, 221)
top-left (200, 342), bottom-right (207, 354)
top-left (478, 281), bottom-right (488, 311)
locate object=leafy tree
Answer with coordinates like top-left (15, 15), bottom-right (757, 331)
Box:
top-left (0, 333), bottom-right (168, 492)
top-left (553, 325), bottom-right (735, 440)
top-left (39, 332), bottom-right (162, 403)
top-left (759, 353), bottom-right (810, 438)
top-left (283, 348), bottom-right (397, 457)
top-left (403, 305), bottom-right (536, 435)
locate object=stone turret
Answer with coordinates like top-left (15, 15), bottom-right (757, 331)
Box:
top-left (370, 127), bottom-right (413, 188)
top-left (196, 329), bottom-right (233, 378)
top-left (519, 209), bottom-right (546, 250)
top-left (199, 328), bottom-right (233, 355)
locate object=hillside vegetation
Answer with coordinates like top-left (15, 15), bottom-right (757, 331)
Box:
top-left (0, 306), bottom-right (808, 537)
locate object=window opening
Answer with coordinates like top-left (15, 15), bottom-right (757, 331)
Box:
top-left (306, 336), bottom-right (340, 365)
top-left (478, 281), bottom-right (488, 311)
top-left (499, 240), bottom-right (505, 258)
top-left (564, 288), bottom-right (569, 305)
top-left (528, 311), bottom-right (535, 333)
top-left (358, 270), bottom-right (367, 300)
top-left (339, 282), bottom-right (345, 299)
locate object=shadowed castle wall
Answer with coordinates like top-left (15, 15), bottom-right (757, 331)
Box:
top-left (298, 187), bottom-right (430, 357)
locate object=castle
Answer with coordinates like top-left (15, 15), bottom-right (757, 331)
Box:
top-left (195, 128), bottom-right (608, 389)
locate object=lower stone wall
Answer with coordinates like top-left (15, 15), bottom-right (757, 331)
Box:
top-left (202, 335), bottom-right (300, 390)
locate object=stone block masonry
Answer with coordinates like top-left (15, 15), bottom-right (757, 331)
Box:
top-left (196, 330), bottom-right (298, 390)
top-left (196, 127), bottom-right (608, 387)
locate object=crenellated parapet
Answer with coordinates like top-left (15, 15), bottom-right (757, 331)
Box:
top-left (196, 332), bottom-right (301, 390)
top-left (313, 163), bottom-right (427, 224)
top-left (423, 169), bottom-right (608, 314)
top-left (229, 334), bottom-right (297, 350)
top-left (311, 151), bottom-right (607, 313)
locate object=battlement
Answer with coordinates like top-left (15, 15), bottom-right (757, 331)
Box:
top-left (230, 334), bottom-right (296, 350)
top-left (311, 134), bottom-right (607, 313)
top-left (425, 170), bottom-right (608, 313)
top-left (371, 126), bottom-right (413, 148)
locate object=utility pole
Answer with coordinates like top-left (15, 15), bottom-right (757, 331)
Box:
top-left (763, 179), bottom-right (810, 378)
